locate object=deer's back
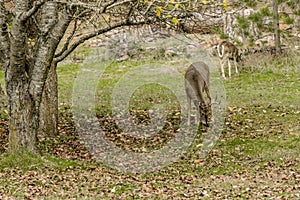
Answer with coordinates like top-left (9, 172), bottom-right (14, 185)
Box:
top-left (184, 61), bottom-right (210, 99)
top-left (218, 41), bottom-right (239, 60)
top-left (185, 61), bottom-right (210, 85)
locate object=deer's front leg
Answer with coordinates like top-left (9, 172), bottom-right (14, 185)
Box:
top-left (234, 57), bottom-right (239, 75)
top-left (228, 59), bottom-right (232, 78)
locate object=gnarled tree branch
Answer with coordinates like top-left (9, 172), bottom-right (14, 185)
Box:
top-left (54, 19), bottom-right (146, 63)
top-left (20, 0), bottom-right (47, 22)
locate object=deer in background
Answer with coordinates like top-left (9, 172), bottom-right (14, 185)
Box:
top-left (185, 61), bottom-right (212, 126)
top-left (217, 40), bottom-right (241, 79)
top-left (201, 38), bottom-right (241, 79)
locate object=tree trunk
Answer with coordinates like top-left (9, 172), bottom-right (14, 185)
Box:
top-left (6, 1), bottom-right (72, 153)
top-left (6, 75), bottom-right (39, 153)
top-left (273, 0), bottom-right (281, 55)
top-left (39, 62), bottom-right (58, 136)
top-left (5, 2), bottom-right (41, 153)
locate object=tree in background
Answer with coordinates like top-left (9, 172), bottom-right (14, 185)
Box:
top-left (229, 0), bottom-right (300, 53)
top-left (0, 0), bottom-right (231, 154)
top-left (272, 0), bottom-right (281, 54)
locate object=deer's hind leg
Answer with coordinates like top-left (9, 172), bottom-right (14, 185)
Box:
top-left (220, 57), bottom-right (226, 79)
top-left (234, 57), bottom-right (239, 75)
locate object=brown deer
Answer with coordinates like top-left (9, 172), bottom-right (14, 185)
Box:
top-left (217, 40), bottom-right (241, 79)
top-left (185, 61), bottom-right (212, 126)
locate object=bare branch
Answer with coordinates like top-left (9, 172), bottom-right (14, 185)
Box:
top-left (167, 0), bottom-right (190, 5)
top-left (106, 0), bottom-right (134, 10)
top-left (102, 0), bottom-right (118, 12)
top-left (54, 20), bottom-right (146, 63)
top-left (143, 0), bottom-right (156, 15)
top-left (20, 0), bottom-right (47, 22)
top-left (55, 20), bottom-right (78, 58)
top-left (42, 6), bottom-right (73, 63)
top-left (52, 0), bottom-right (135, 14)
top-left (29, 7), bottom-right (73, 98)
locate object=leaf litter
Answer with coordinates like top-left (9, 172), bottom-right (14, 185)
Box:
top-left (0, 104), bottom-right (299, 199)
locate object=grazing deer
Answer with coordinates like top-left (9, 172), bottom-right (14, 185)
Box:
top-left (217, 40), bottom-right (241, 79)
top-left (185, 61), bottom-right (212, 126)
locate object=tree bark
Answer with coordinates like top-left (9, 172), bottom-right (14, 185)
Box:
top-left (39, 62), bottom-right (58, 136)
top-left (7, 76), bottom-right (38, 153)
top-left (0, 83), bottom-right (7, 115)
top-left (5, 1), bottom-right (38, 153)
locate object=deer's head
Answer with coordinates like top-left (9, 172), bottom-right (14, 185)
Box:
top-left (199, 102), bottom-right (211, 127)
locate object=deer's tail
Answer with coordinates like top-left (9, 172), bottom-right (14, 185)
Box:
top-left (217, 43), bottom-right (225, 58)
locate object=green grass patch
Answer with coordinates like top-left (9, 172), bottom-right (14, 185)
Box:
top-left (0, 152), bottom-right (46, 171)
top-left (225, 71), bottom-right (300, 107)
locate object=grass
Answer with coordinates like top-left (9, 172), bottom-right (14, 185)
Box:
top-left (0, 152), bottom-right (45, 171)
top-left (0, 39), bottom-right (299, 198)
top-left (226, 71), bottom-right (299, 106)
